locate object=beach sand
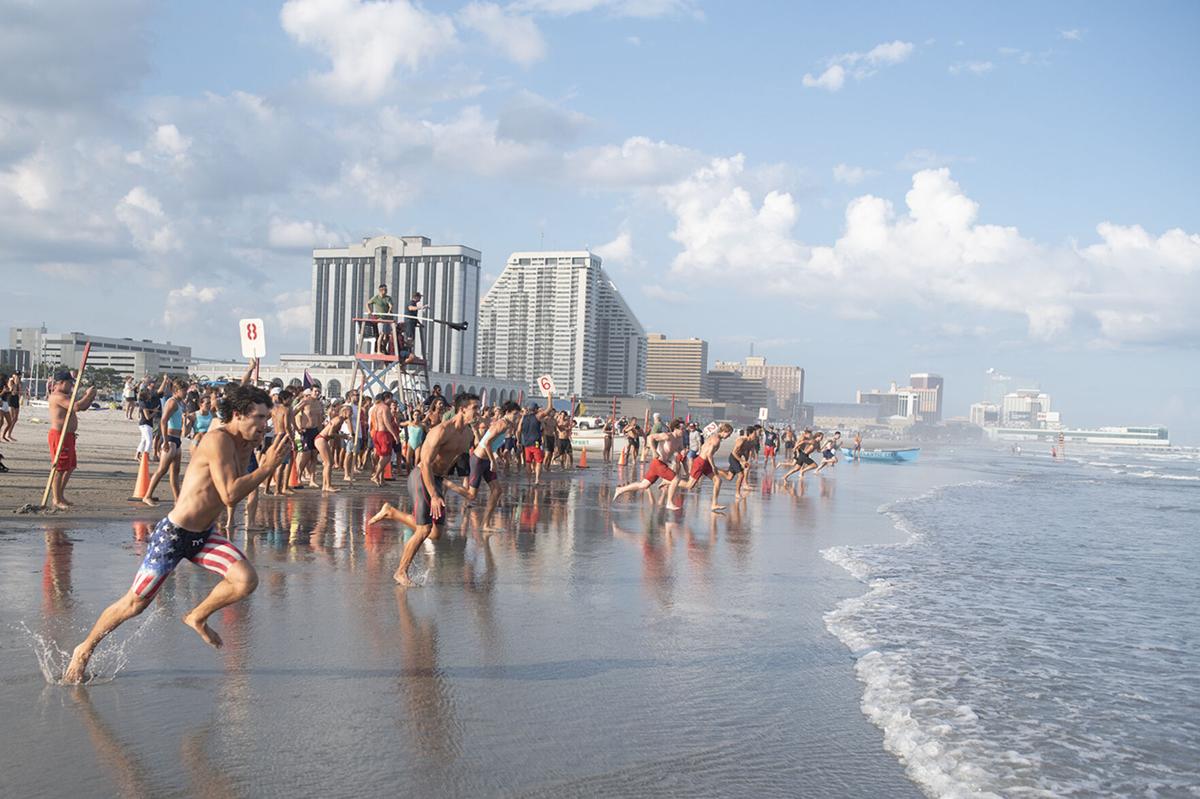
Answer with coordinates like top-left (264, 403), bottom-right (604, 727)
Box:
top-left (0, 412), bottom-right (959, 797)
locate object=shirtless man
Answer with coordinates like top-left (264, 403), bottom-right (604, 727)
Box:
top-left (539, 402), bottom-right (558, 473)
top-left (293, 388), bottom-right (324, 487)
top-left (368, 393), bottom-right (400, 485)
top-left (63, 385), bottom-right (290, 683)
top-left (266, 389), bottom-right (296, 494)
top-left (725, 426), bottom-right (759, 498)
top-left (47, 369), bottom-right (97, 510)
top-left (612, 418), bottom-right (687, 504)
top-left (368, 392), bottom-right (481, 586)
top-left (143, 378), bottom-right (187, 506)
top-left (781, 431), bottom-right (821, 482)
top-left (666, 423), bottom-right (733, 512)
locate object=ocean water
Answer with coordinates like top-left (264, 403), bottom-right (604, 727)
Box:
top-left (824, 448), bottom-right (1200, 797)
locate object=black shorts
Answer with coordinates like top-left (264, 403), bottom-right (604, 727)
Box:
top-left (300, 427), bottom-right (319, 451)
top-left (626, 437), bottom-right (640, 451)
top-left (450, 451), bottom-right (471, 477)
top-left (408, 469), bottom-right (446, 527)
top-left (469, 453), bottom-right (497, 489)
top-left (543, 434), bottom-right (556, 452)
top-left (727, 456), bottom-right (743, 475)
top-left (556, 437), bottom-right (572, 455)
top-left (795, 452), bottom-right (815, 467)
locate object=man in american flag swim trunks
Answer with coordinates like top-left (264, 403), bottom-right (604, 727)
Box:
top-left (64, 385), bottom-right (291, 683)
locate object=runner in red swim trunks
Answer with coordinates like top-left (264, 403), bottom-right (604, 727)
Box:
top-left (47, 369), bottom-right (97, 510)
top-left (64, 385), bottom-right (291, 683)
top-left (612, 418), bottom-right (687, 506)
top-left (369, 392), bottom-right (400, 486)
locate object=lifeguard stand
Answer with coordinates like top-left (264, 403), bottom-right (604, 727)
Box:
top-left (350, 312), bottom-right (466, 411)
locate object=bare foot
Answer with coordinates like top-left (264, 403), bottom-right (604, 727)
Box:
top-left (322, 486), bottom-right (340, 493)
top-left (393, 569), bottom-right (414, 587)
top-left (63, 644), bottom-right (92, 684)
top-left (53, 501), bottom-right (71, 511)
top-left (183, 614), bottom-right (223, 648)
top-left (142, 496), bottom-right (159, 507)
top-left (368, 502), bottom-right (395, 526)
top-left (710, 504), bottom-right (726, 513)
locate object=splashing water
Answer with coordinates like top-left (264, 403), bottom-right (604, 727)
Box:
top-left (20, 607), bottom-right (166, 685)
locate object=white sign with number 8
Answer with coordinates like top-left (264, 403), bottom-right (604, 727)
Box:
top-left (239, 318), bottom-right (267, 358)
top-left (537, 374), bottom-right (556, 397)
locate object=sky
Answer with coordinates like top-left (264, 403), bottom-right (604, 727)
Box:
top-left (2, 0), bottom-right (1198, 442)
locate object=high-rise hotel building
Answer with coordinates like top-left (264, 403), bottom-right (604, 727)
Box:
top-left (645, 334), bottom-right (708, 401)
top-left (310, 235), bottom-right (481, 374)
top-left (477, 250), bottom-right (645, 397)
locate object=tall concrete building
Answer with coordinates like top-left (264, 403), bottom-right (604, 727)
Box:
top-left (311, 234), bottom-right (481, 375)
top-left (477, 250), bottom-right (645, 397)
top-left (712, 355), bottom-right (805, 417)
top-left (645, 334), bottom-right (708, 400)
top-left (909, 373), bottom-right (944, 422)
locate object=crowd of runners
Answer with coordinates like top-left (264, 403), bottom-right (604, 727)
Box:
top-left (40, 355), bottom-right (860, 682)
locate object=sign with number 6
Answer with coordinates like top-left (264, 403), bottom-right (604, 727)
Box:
top-left (239, 318), bottom-right (267, 358)
top-left (537, 374), bottom-right (556, 397)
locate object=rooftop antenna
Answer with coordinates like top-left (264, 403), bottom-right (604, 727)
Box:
top-left (749, 341), bottom-right (755, 357)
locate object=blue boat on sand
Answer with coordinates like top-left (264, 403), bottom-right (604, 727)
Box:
top-left (840, 447), bottom-right (920, 463)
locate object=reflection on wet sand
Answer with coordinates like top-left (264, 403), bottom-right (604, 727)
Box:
top-left (70, 687), bottom-right (159, 799)
top-left (395, 590), bottom-right (461, 762)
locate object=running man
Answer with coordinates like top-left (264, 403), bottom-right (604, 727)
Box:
top-left (612, 418), bottom-right (687, 505)
top-left (47, 369), bottom-right (97, 510)
top-left (518, 400), bottom-right (550, 483)
top-left (725, 426), bottom-right (759, 498)
top-left (666, 423), bottom-right (734, 511)
top-left (368, 392), bottom-right (481, 586)
top-left (64, 385), bottom-right (291, 683)
top-left (781, 432), bottom-right (821, 482)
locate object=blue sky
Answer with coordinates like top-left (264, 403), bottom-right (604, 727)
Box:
top-left (2, 0), bottom-right (1198, 441)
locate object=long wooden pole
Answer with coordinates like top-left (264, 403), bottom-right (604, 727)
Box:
top-left (40, 342), bottom-right (91, 508)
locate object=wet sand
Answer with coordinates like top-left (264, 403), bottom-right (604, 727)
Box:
top-left (0, 444), bottom-right (964, 797)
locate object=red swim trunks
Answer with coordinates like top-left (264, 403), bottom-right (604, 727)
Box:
top-left (524, 445), bottom-right (544, 464)
top-left (764, 445), bottom-right (776, 457)
top-left (644, 457), bottom-right (676, 485)
top-left (47, 430), bottom-right (77, 473)
top-left (372, 430), bottom-right (395, 458)
top-left (689, 456), bottom-right (714, 480)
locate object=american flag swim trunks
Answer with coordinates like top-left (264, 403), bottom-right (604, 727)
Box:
top-left (130, 516), bottom-right (246, 599)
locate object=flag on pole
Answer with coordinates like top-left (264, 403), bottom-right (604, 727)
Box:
top-left (303, 369), bottom-right (315, 389)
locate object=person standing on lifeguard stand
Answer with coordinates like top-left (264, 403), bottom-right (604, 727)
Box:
top-left (365, 284), bottom-right (393, 355)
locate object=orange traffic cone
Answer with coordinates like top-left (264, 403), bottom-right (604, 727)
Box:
top-left (289, 459), bottom-right (301, 488)
top-left (384, 459), bottom-right (394, 480)
top-left (618, 448), bottom-right (627, 466)
top-left (128, 452), bottom-right (150, 501)
top-left (578, 446), bottom-right (588, 468)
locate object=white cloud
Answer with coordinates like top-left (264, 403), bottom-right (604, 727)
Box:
top-left (163, 283), bottom-right (223, 327)
top-left (949, 60), bottom-right (994, 76)
top-left (496, 90), bottom-right (590, 143)
top-left (280, 0), bottom-right (456, 101)
top-left (832, 163), bottom-right (876, 185)
top-left (565, 136), bottom-right (704, 186)
top-left (626, 35), bottom-right (641, 46)
top-left (595, 230), bottom-right (633, 262)
top-left (272, 289), bottom-right (312, 334)
top-left (1059, 28), bottom-right (1083, 41)
top-left (659, 161), bottom-right (1200, 346)
top-left (802, 40), bottom-right (914, 91)
top-left (151, 124), bottom-right (191, 158)
top-left (268, 217), bottom-right (340, 251)
top-left (2, 148), bottom-right (55, 210)
top-left (802, 64), bottom-right (845, 92)
top-left (458, 2), bottom-right (546, 66)
top-left (115, 186), bottom-right (180, 253)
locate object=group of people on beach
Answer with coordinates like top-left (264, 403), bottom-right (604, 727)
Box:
top-left (49, 351), bottom-right (855, 682)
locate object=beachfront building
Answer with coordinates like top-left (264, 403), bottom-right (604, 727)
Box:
top-left (645, 334), bottom-right (708, 401)
top-left (7, 326), bottom-right (192, 378)
top-left (810, 402), bottom-right (883, 431)
top-left (711, 356), bottom-right (805, 418)
top-left (1001, 389), bottom-right (1052, 428)
top-left (477, 250), bottom-right (645, 397)
top-left (311, 235), bottom-right (481, 375)
top-left (909, 373), bottom-right (944, 422)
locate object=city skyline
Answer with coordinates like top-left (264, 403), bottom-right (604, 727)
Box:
top-left (1, 2), bottom-right (1197, 442)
